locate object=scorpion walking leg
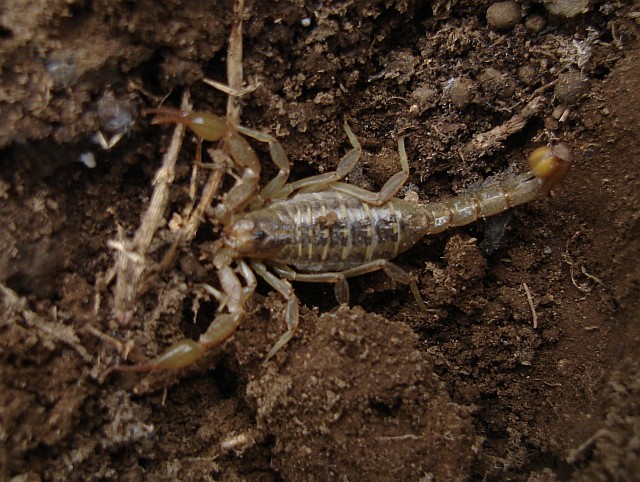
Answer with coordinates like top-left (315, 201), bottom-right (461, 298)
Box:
top-left (279, 122), bottom-right (363, 196)
top-left (272, 261), bottom-right (427, 311)
top-left (328, 135), bottom-right (410, 206)
top-left (255, 122), bottom-right (364, 203)
top-left (271, 264), bottom-right (350, 305)
top-left (252, 128), bottom-right (410, 209)
top-left (251, 262), bottom-right (299, 359)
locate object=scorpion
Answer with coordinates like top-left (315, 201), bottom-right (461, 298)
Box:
top-left (121, 1), bottom-right (571, 372)
top-left (127, 108), bottom-right (571, 371)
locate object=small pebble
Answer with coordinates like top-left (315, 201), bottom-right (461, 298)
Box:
top-left (524, 14), bottom-right (546, 33)
top-left (542, 0), bottom-right (590, 18)
top-left (78, 152), bottom-right (97, 169)
top-left (410, 84), bottom-right (438, 110)
top-left (478, 67), bottom-right (516, 100)
top-left (45, 51), bottom-right (77, 88)
top-left (97, 92), bottom-right (135, 135)
top-left (554, 71), bottom-right (589, 104)
top-left (448, 77), bottom-right (475, 108)
top-left (486, 1), bottom-right (521, 31)
top-left (517, 64), bottom-right (538, 86)
top-left (551, 105), bottom-right (566, 120)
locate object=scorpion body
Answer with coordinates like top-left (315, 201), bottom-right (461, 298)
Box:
top-left (120, 0), bottom-right (571, 372)
top-left (127, 107), bottom-right (571, 371)
top-left (230, 192), bottom-right (428, 273)
top-left (230, 150), bottom-right (570, 274)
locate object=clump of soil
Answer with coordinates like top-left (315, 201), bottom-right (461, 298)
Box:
top-left (247, 305), bottom-right (476, 481)
top-left (1, 0), bottom-right (639, 481)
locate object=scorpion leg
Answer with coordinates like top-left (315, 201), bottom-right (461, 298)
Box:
top-left (251, 262), bottom-right (300, 359)
top-left (272, 261), bottom-right (427, 311)
top-left (338, 260), bottom-right (426, 311)
top-left (261, 122), bottom-right (363, 202)
top-left (272, 264), bottom-right (350, 305)
top-left (329, 135), bottom-right (410, 206)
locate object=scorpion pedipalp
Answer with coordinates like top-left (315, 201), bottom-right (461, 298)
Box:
top-left (143, 108), bottom-right (231, 142)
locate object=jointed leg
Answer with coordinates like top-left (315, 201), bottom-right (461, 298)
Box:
top-left (260, 122), bottom-right (363, 203)
top-left (338, 259), bottom-right (426, 311)
top-left (251, 262), bottom-right (300, 359)
top-left (329, 135), bottom-right (410, 205)
top-left (271, 264), bottom-right (350, 305)
top-left (272, 260), bottom-right (426, 311)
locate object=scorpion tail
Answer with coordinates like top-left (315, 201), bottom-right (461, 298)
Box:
top-left (422, 144), bottom-right (572, 234)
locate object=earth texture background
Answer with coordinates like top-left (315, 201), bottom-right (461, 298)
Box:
top-left (1, 0), bottom-right (639, 480)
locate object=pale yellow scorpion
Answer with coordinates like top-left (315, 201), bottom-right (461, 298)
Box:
top-left (126, 99), bottom-right (571, 371)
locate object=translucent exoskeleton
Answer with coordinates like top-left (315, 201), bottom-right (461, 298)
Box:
top-left (125, 109), bottom-right (571, 370)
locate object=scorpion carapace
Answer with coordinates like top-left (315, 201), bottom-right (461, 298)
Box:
top-left (126, 110), bottom-right (571, 371)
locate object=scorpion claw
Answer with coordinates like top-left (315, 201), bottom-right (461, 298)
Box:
top-left (142, 108), bottom-right (230, 142)
top-left (117, 339), bottom-right (205, 372)
top-left (141, 107), bottom-right (189, 125)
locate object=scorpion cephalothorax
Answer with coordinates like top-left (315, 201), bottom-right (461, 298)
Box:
top-left (125, 106), bottom-right (571, 370)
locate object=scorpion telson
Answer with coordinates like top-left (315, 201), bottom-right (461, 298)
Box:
top-left (123, 105), bottom-right (571, 371)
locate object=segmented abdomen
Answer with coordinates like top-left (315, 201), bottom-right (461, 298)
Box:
top-left (260, 192), bottom-right (429, 272)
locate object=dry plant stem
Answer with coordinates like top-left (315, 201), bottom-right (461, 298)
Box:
top-left (226, 0), bottom-right (244, 125)
top-left (112, 92), bottom-right (190, 323)
top-left (461, 83), bottom-right (554, 159)
top-left (522, 282), bottom-right (539, 329)
top-left (162, 0), bottom-right (246, 259)
top-left (1, 283), bottom-right (93, 363)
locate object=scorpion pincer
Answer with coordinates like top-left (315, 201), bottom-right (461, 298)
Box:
top-left (128, 109), bottom-right (571, 370)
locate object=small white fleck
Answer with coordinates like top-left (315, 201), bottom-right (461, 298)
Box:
top-left (79, 151), bottom-right (97, 168)
top-left (301, 17), bottom-right (311, 27)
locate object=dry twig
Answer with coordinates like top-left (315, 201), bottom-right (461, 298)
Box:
top-left (522, 282), bottom-right (539, 329)
top-left (111, 92), bottom-right (191, 323)
top-left (1, 283), bottom-right (93, 363)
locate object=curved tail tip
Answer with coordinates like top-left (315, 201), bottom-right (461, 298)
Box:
top-left (528, 143), bottom-right (572, 189)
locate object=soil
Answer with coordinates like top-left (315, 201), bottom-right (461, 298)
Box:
top-left (1, 1), bottom-right (639, 481)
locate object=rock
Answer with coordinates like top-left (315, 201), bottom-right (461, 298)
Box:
top-left (524, 14), bottom-right (546, 33)
top-left (487, 1), bottom-right (521, 31)
top-left (540, 0), bottom-right (590, 18)
top-left (554, 71), bottom-right (590, 104)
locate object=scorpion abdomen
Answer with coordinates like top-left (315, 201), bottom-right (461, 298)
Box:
top-left (231, 192), bottom-right (429, 272)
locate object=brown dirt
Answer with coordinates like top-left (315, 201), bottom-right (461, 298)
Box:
top-left (1, 1), bottom-right (639, 481)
